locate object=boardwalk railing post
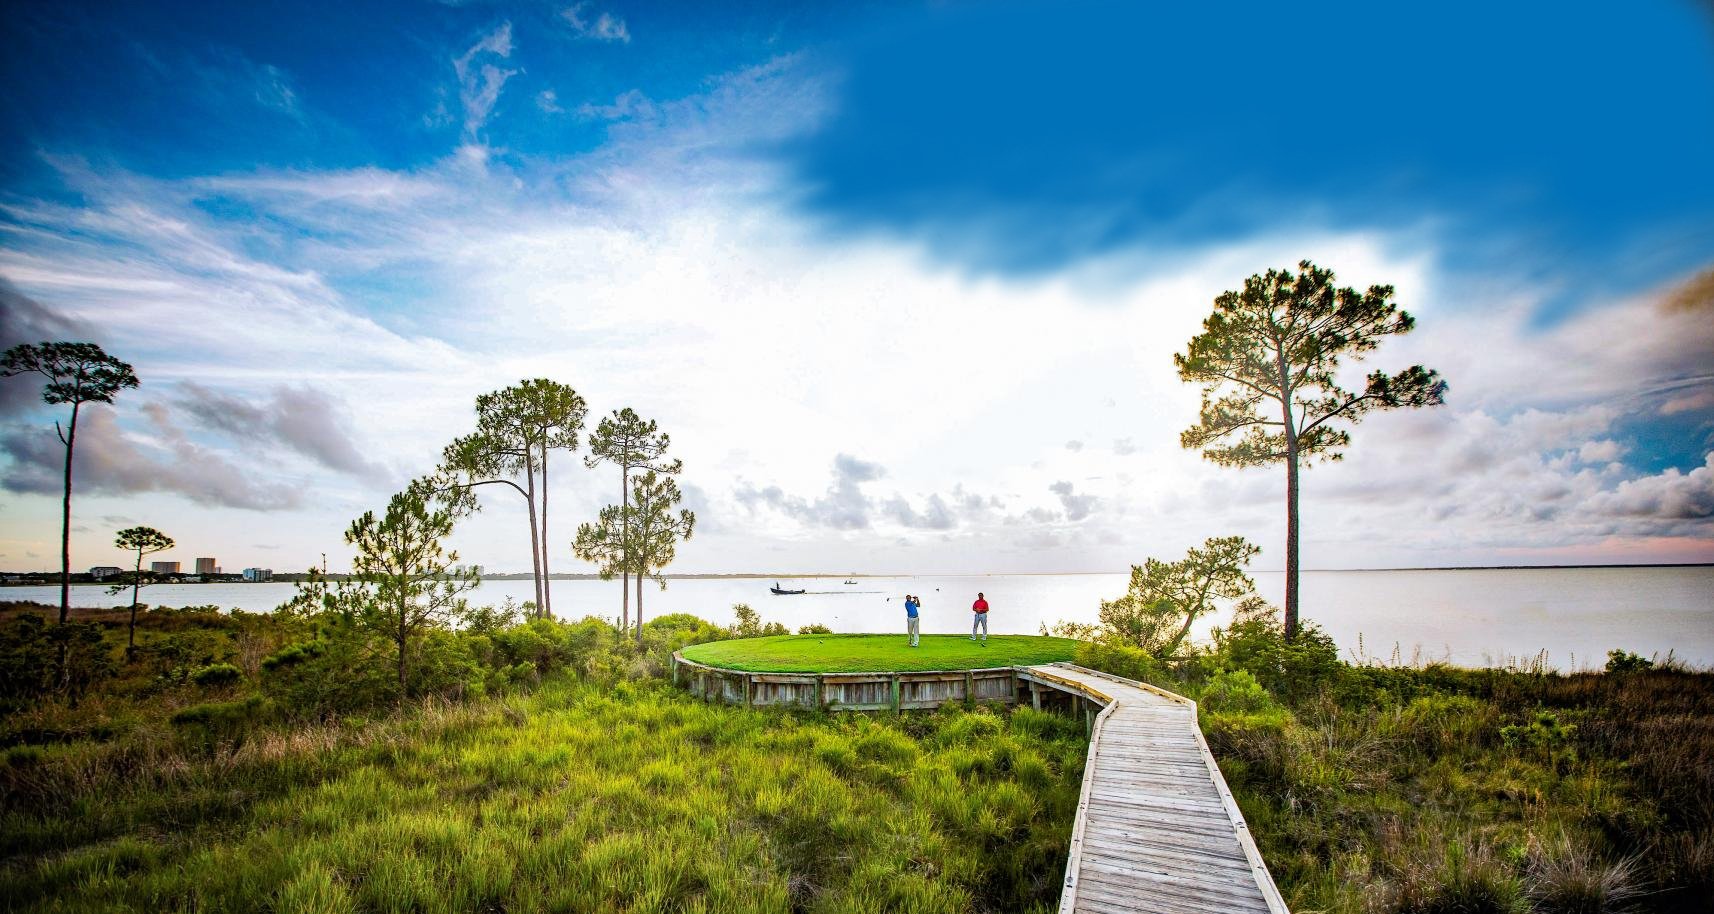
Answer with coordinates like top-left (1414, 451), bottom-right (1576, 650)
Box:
top-left (964, 670), bottom-right (974, 706)
top-left (815, 675), bottom-right (825, 710)
top-left (889, 675), bottom-right (901, 713)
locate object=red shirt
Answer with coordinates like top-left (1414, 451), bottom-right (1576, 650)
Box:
top-left (972, 598), bottom-right (989, 614)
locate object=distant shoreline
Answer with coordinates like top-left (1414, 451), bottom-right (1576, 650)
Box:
top-left (3, 561), bottom-right (1707, 585)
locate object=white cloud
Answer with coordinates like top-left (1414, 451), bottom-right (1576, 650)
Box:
top-left (452, 23), bottom-right (518, 139)
top-left (0, 47), bottom-right (1708, 573)
top-left (1586, 453), bottom-right (1714, 522)
top-left (561, 3), bottom-right (631, 43)
top-left (576, 89), bottom-right (656, 122)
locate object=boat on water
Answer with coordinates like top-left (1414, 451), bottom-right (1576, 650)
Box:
top-left (842, 578), bottom-right (857, 585)
top-left (770, 582), bottom-right (806, 595)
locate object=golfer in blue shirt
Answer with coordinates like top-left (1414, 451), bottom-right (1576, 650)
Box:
top-left (904, 594), bottom-right (921, 647)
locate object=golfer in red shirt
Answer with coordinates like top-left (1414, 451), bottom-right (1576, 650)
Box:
top-left (970, 592), bottom-right (989, 642)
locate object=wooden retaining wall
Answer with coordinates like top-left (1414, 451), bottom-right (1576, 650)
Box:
top-left (671, 652), bottom-right (1020, 711)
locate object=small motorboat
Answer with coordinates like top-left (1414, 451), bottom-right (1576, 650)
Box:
top-left (842, 578), bottom-right (857, 585)
top-left (770, 582), bottom-right (806, 595)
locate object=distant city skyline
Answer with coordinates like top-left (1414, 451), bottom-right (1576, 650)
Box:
top-left (1, 0), bottom-right (1711, 576)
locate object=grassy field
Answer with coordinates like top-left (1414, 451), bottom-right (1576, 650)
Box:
top-left (3, 679), bottom-right (1090, 914)
top-left (679, 634), bottom-right (1079, 672)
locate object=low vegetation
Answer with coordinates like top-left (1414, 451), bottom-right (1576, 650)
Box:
top-left (1057, 540), bottom-right (1714, 914)
top-left (1, 601), bottom-right (1085, 913)
top-left (7, 573), bottom-right (1712, 913)
top-left (680, 633), bottom-right (1079, 673)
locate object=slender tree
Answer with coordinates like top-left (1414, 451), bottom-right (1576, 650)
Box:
top-left (439, 381), bottom-right (585, 618)
top-left (584, 408), bottom-right (680, 633)
top-left (1175, 261), bottom-right (1446, 638)
top-left (572, 503), bottom-right (629, 594)
top-left (344, 476), bottom-right (478, 694)
top-left (1098, 536), bottom-right (1260, 659)
top-left (111, 526), bottom-right (173, 652)
top-left (518, 380), bottom-right (586, 618)
top-left (625, 469), bottom-right (695, 644)
top-left (1, 343), bottom-right (139, 624)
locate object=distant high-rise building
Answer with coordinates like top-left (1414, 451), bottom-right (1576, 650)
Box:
top-left (150, 561), bottom-right (181, 574)
top-left (88, 566), bottom-right (123, 581)
top-left (242, 567), bottom-right (274, 582)
top-left (195, 557), bottom-right (218, 575)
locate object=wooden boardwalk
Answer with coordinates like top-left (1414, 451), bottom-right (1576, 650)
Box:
top-left (1020, 664), bottom-right (1289, 914)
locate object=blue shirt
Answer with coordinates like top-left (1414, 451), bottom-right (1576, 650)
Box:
top-left (905, 598), bottom-right (919, 618)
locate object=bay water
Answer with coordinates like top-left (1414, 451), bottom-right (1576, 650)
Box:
top-left (8, 566), bottom-right (1710, 670)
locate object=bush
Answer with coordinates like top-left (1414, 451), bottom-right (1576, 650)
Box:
top-left (0, 614), bottom-right (59, 708)
top-left (189, 663), bottom-right (243, 688)
top-left (1074, 640), bottom-right (1164, 685)
top-left (1212, 616), bottom-right (1342, 706)
top-left (797, 623), bottom-right (833, 635)
top-left (170, 694), bottom-right (265, 750)
top-left (1200, 669), bottom-right (1275, 714)
top-left (1605, 649), bottom-right (1654, 674)
top-left (261, 633), bottom-right (397, 719)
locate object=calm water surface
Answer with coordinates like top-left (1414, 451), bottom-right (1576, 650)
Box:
top-left (9, 566), bottom-right (1711, 670)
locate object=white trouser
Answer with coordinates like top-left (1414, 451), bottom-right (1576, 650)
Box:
top-left (972, 612), bottom-right (987, 639)
top-left (907, 616), bottom-right (919, 645)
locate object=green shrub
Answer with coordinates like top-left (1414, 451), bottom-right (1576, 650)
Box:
top-left (190, 663), bottom-right (243, 687)
top-left (261, 635), bottom-right (397, 719)
top-left (1500, 710), bottom-right (1576, 752)
top-left (1604, 649), bottom-right (1654, 674)
top-left (0, 614), bottom-right (59, 707)
top-left (1073, 640), bottom-right (1163, 684)
top-left (1200, 668), bottom-right (1275, 714)
top-left (797, 623), bottom-right (833, 635)
top-left (170, 694), bottom-right (265, 749)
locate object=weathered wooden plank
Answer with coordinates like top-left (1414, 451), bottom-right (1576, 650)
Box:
top-left (1077, 831), bottom-right (1255, 869)
top-left (1077, 862), bottom-right (1273, 912)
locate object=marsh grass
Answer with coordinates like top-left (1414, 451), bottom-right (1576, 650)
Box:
top-left (1088, 646), bottom-right (1714, 914)
top-left (3, 679), bottom-right (1088, 913)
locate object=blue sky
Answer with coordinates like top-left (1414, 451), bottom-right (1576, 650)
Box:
top-left (1, 0), bottom-right (1711, 575)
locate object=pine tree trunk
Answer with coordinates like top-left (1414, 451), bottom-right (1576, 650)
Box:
top-left (1284, 440), bottom-right (1301, 641)
top-left (620, 466), bottom-right (630, 636)
top-left (397, 601), bottom-right (408, 696)
top-left (129, 553), bottom-right (141, 652)
top-left (636, 571), bottom-right (643, 644)
top-left (540, 444), bottom-right (551, 619)
top-left (524, 450), bottom-right (544, 617)
top-left (1278, 346), bottom-right (1300, 642)
top-left (59, 402), bottom-right (78, 625)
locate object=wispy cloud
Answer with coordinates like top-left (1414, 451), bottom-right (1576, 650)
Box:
top-left (452, 23), bottom-right (518, 139)
top-left (561, 3), bottom-right (630, 44)
top-left (576, 89), bottom-right (655, 122)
